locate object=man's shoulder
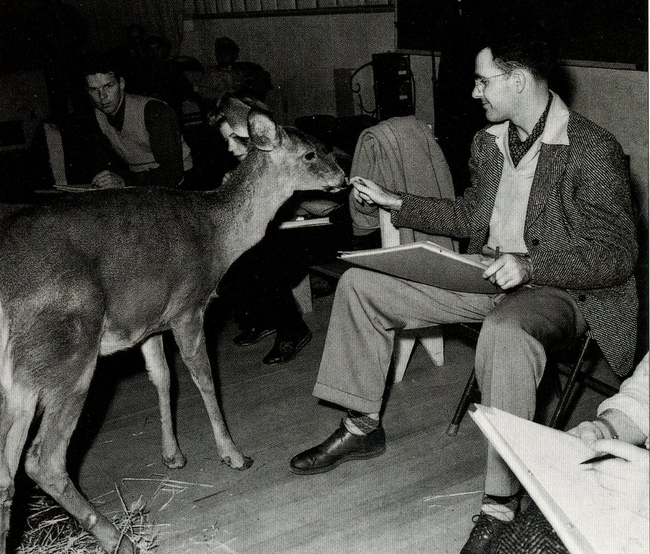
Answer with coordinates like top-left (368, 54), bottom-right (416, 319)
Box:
top-left (471, 124), bottom-right (501, 154)
top-left (566, 110), bottom-right (619, 147)
top-left (139, 95), bottom-right (174, 117)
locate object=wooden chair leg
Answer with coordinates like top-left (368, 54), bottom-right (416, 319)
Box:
top-left (393, 335), bottom-right (417, 383)
top-left (420, 330), bottom-right (444, 367)
top-left (549, 334), bottom-right (592, 429)
top-left (393, 329), bottom-right (444, 383)
top-left (292, 274), bottom-right (313, 314)
top-left (446, 369), bottom-right (478, 436)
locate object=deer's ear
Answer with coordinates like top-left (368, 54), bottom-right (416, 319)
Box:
top-left (248, 110), bottom-right (280, 152)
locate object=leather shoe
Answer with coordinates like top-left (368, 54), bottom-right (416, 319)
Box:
top-left (233, 327), bottom-right (276, 347)
top-left (460, 513), bottom-right (511, 554)
top-left (289, 421), bottom-right (386, 475)
top-left (262, 330), bottom-right (312, 364)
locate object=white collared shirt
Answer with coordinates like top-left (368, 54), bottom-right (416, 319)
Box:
top-left (486, 93), bottom-right (571, 253)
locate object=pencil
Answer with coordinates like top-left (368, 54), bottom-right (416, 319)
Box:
top-left (580, 453), bottom-right (618, 465)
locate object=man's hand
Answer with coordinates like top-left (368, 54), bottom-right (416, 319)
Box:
top-left (91, 170), bottom-right (126, 189)
top-left (584, 439), bottom-right (649, 517)
top-left (351, 176), bottom-right (403, 211)
top-left (482, 253), bottom-right (533, 290)
top-left (567, 420), bottom-right (606, 443)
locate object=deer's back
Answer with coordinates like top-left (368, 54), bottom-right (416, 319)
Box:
top-left (0, 188), bottom-right (226, 356)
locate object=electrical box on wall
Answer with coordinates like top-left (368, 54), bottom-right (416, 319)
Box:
top-left (372, 52), bottom-right (414, 121)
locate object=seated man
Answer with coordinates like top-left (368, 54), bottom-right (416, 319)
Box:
top-left (83, 52), bottom-right (193, 189)
top-left (197, 36), bottom-right (272, 111)
top-left (289, 25), bottom-right (638, 554)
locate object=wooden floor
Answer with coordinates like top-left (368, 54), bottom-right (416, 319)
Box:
top-left (14, 291), bottom-right (609, 554)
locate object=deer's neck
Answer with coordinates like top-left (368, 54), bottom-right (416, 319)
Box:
top-left (211, 156), bottom-right (295, 266)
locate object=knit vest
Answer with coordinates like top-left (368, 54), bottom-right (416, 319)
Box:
top-left (95, 93), bottom-right (192, 173)
top-left (487, 129), bottom-right (541, 253)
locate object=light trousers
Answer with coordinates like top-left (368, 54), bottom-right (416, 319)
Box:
top-left (313, 268), bottom-right (587, 496)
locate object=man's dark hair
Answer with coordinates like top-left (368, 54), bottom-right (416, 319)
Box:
top-left (82, 51), bottom-right (124, 82)
top-left (479, 21), bottom-right (556, 81)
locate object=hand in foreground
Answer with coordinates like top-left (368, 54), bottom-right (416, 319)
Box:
top-left (568, 420), bottom-right (608, 443)
top-left (350, 176), bottom-right (402, 211)
top-left (482, 253), bottom-right (533, 290)
top-left (584, 439), bottom-right (649, 517)
top-left (91, 170), bottom-right (126, 189)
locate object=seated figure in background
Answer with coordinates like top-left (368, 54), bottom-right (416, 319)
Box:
top-left (288, 22), bottom-right (638, 554)
top-left (490, 353), bottom-right (649, 554)
top-left (213, 94), bottom-right (350, 364)
top-left (82, 52), bottom-right (194, 189)
top-left (197, 36), bottom-right (272, 112)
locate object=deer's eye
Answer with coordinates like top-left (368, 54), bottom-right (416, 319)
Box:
top-left (304, 151), bottom-right (316, 161)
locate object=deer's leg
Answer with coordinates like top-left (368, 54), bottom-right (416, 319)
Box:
top-left (24, 360), bottom-right (137, 554)
top-left (0, 384), bottom-right (38, 554)
top-left (141, 335), bottom-right (186, 469)
top-left (172, 313), bottom-right (252, 470)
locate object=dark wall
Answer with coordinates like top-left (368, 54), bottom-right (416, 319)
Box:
top-left (397, 0), bottom-right (648, 68)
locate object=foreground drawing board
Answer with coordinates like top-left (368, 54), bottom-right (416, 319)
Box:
top-left (469, 404), bottom-right (649, 554)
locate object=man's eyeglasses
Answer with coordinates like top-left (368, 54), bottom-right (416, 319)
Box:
top-left (474, 72), bottom-right (510, 93)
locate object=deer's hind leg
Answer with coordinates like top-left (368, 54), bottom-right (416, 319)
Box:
top-left (23, 357), bottom-right (138, 554)
top-left (19, 282), bottom-right (138, 554)
top-left (0, 383), bottom-right (38, 553)
top-left (141, 335), bottom-right (186, 469)
top-left (172, 310), bottom-right (252, 470)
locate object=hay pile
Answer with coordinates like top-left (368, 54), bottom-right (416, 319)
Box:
top-left (16, 488), bottom-right (157, 554)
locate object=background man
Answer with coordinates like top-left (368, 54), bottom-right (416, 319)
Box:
top-left (84, 53), bottom-right (193, 189)
top-left (196, 36), bottom-right (272, 111)
top-left (289, 25), bottom-right (638, 554)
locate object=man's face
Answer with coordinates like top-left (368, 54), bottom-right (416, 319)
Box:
top-left (86, 73), bottom-right (125, 116)
top-left (472, 48), bottom-right (514, 123)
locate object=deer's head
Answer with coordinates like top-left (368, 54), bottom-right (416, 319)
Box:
top-left (246, 110), bottom-right (348, 194)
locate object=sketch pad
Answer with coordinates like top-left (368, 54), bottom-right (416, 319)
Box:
top-left (339, 241), bottom-right (500, 293)
top-left (470, 405), bottom-right (649, 554)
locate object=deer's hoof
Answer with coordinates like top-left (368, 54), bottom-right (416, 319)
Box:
top-left (221, 455), bottom-right (253, 470)
top-left (163, 451), bottom-right (187, 469)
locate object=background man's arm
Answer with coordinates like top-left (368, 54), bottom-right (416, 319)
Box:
top-left (120, 100), bottom-right (185, 188)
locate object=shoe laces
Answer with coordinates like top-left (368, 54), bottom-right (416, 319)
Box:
top-left (278, 341), bottom-right (294, 356)
top-left (470, 513), bottom-right (500, 541)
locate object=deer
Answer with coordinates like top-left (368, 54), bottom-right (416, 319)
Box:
top-left (0, 110), bottom-right (347, 554)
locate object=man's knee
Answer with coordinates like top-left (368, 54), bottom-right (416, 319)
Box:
top-left (476, 307), bottom-right (547, 392)
top-left (480, 308), bottom-right (526, 341)
top-left (335, 268), bottom-right (371, 301)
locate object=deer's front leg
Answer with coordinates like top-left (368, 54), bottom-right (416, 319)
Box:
top-left (172, 313), bottom-right (252, 470)
top-left (141, 335), bottom-right (186, 469)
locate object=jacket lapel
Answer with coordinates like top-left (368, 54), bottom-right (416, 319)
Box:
top-left (525, 143), bottom-right (569, 229)
top-left (473, 137), bottom-right (503, 238)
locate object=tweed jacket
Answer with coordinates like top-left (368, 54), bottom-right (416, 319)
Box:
top-left (393, 95), bottom-right (638, 377)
